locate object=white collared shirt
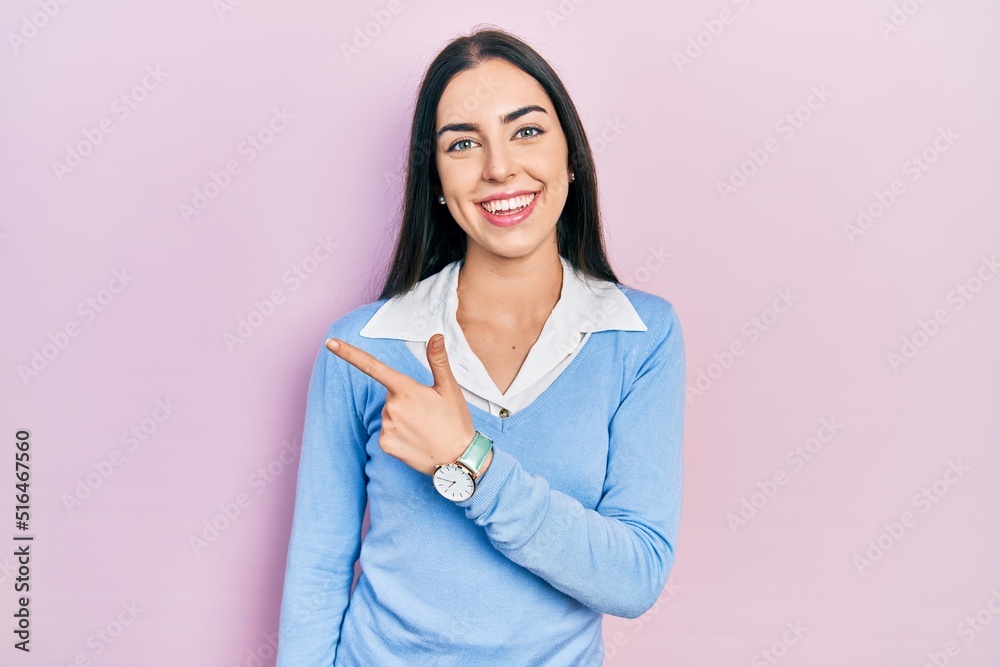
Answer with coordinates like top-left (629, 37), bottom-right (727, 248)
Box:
top-left (358, 254), bottom-right (647, 417)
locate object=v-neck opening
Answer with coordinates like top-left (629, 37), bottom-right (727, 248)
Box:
top-left (445, 258), bottom-right (571, 406)
top-left (393, 332), bottom-right (599, 430)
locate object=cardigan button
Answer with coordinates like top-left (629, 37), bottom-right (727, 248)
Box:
top-left (499, 408), bottom-right (510, 418)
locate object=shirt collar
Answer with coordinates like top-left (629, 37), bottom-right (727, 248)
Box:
top-left (359, 254), bottom-right (647, 344)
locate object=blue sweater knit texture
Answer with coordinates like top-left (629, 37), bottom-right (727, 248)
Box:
top-left (277, 285), bottom-right (686, 666)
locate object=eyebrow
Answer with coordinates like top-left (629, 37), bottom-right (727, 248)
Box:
top-left (436, 105), bottom-right (548, 138)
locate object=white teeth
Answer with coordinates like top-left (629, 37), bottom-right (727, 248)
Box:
top-left (480, 193), bottom-right (536, 214)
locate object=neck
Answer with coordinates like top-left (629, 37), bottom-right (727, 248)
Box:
top-left (456, 246), bottom-right (564, 325)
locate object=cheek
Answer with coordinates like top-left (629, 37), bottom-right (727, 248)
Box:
top-left (539, 170), bottom-right (571, 202)
top-left (526, 153), bottom-right (567, 182)
top-left (437, 159), bottom-right (481, 191)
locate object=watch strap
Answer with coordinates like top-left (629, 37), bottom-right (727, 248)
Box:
top-left (456, 431), bottom-right (492, 478)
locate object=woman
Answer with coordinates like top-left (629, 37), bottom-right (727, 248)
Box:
top-left (277, 27), bottom-right (685, 666)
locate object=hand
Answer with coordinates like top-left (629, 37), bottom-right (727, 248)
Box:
top-left (326, 333), bottom-right (478, 476)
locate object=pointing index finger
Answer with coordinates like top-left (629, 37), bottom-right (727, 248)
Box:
top-left (326, 338), bottom-right (410, 394)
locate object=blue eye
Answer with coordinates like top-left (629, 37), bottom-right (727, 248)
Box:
top-left (447, 138), bottom-right (476, 153)
top-left (446, 126), bottom-right (544, 153)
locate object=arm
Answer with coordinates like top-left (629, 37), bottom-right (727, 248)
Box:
top-left (277, 332), bottom-right (368, 666)
top-left (455, 301), bottom-right (685, 619)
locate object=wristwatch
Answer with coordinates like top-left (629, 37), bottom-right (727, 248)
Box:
top-left (432, 431), bottom-right (493, 502)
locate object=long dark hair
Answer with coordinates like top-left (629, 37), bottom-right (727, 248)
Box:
top-left (376, 26), bottom-right (620, 301)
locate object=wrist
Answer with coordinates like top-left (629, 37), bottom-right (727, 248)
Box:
top-left (478, 448), bottom-right (493, 477)
top-left (431, 430), bottom-right (492, 502)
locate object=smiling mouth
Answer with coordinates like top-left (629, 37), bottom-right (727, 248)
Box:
top-left (479, 192), bottom-right (537, 215)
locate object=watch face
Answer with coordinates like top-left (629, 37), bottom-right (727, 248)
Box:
top-left (433, 464), bottom-right (475, 501)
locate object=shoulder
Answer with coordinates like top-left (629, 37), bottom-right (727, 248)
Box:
top-left (321, 299), bottom-right (390, 345)
top-left (615, 284), bottom-right (682, 342)
top-left (310, 300), bottom-right (398, 397)
top-left (613, 285), bottom-right (685, 383)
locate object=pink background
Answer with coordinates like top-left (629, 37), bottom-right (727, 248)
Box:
top-left (2, 1), bottom-right (999, 665)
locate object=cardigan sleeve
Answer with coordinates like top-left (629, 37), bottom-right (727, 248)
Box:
top-left (454, 300), bottom-right (685, 619)
top-left (277, 331), bottom-right (368, 666)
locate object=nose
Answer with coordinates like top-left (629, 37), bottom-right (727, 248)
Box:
top-left (482, 141), bottom-right (516, 182)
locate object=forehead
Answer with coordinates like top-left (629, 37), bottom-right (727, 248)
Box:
top-left (436, 59), bottom-right (552, 125)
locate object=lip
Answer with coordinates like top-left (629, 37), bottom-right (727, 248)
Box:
top-left (475, 189), bottom-right (539, 204)
top-left (477, 191), bottom-right (540, 228)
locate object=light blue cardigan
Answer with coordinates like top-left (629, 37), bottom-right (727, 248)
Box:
top-left (277, 286), bottom-right (686, 666)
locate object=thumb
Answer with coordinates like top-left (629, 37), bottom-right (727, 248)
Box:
top-left (427, 334), bottom-right (460, 394)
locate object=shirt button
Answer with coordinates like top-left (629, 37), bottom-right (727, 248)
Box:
top-left (499, 408), bottom-right (510, 418)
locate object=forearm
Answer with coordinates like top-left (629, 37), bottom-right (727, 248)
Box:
top-left (456, 444), bottom-right (679, 619)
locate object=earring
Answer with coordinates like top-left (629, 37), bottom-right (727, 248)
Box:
top-left (438, 195), bottom-right (446, 204)
top-left (569, 173), bottom-right (575, 183)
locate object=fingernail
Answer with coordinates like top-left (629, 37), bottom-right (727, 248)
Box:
top-left (327, 338), bottom-right (339, 352)
top-left (433, 335), bottom-right (443, 351)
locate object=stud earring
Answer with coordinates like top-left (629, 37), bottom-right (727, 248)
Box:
top-left (569, 173), bottom-right (575, 183)
top-left (438, 195), bottom-right (446, 204)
